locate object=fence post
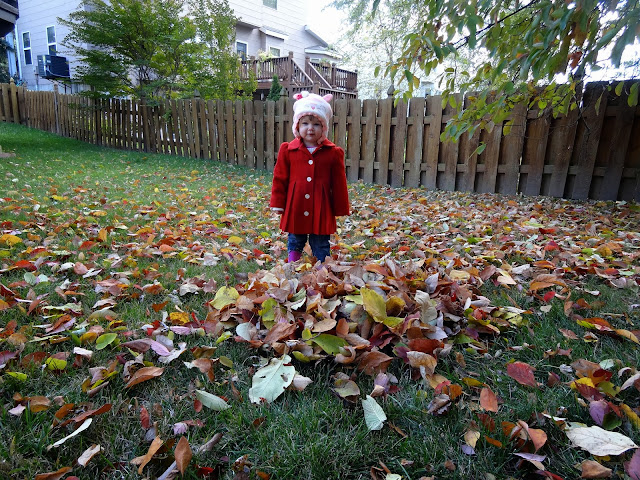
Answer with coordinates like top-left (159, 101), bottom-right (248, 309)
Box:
top-left (10, 78), bottom-right (20, 124)
top-left (330, 63), bottom-right (337, 88)
top-left (53, 84), bottom-right (61, 135)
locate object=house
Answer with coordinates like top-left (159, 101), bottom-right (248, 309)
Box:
top-left (5, 0), bottom-right (356, 97)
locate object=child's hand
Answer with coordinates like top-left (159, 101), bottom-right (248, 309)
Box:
top-left (270, 207), bottom-right (284, 215)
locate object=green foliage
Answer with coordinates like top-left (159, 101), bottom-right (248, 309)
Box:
top-left (0, 38), bottom-right (13, 84)
top-left (59, 0), bottom-right (255, 103)
top-left (267, 74), bottom-right (283, 101)
top-left (349, 0), bottom-right (640, 139)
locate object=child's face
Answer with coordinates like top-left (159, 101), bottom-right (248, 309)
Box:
top-left (298, 115), bottom-right (323, 146)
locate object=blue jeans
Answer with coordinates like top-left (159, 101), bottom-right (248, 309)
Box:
top-left (288, 233), bottom-right (331, 261)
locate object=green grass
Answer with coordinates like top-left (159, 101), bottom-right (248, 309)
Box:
top-left (1, 122), bottom-right (639, 480)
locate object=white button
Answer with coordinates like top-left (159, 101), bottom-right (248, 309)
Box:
top-left (305, 194), bottom-right (310, 199)
top-left (308, 160), bottom-right (313, 165)
top-left (304, 211), bottom-right (309, 216)
top-left (306, 177), bottom-right (312, 182)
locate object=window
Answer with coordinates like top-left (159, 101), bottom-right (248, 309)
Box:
top-left (22, 31), bottom-right (32, 65)
top-left (236, 41), bottom-right (248, 60)
top-left (263, 0), bottom-right (277, 9)
top-left (46, 26), bottom-right (57, 55)
top-left (269, 47), bottom-right (281, 57)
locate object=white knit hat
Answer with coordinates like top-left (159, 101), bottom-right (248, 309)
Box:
top-left (292, 91), bottom-right (333, 144)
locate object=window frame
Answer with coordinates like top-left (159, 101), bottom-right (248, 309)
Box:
top-left (46, 25), bottom-right (57, 55)
top-left (236, 41), bottom-right (248, 60)
top-left (22, 31), bottom-right (32, 65)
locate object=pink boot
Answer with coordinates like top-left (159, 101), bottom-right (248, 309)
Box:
top-left (288, 250), bottom-right (302, 263)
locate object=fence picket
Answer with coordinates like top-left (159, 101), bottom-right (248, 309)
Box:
top-left (422, 96), bottom-right (442, 189)
top-left (244, 100), bottom-right (254, 168)
top-left (390, 99), bottom-right (408, 188)
top-left (265, 100), bottom-right (275, 171)
top-left (520, 111), bottom-right (550, 196)
top-left (440, 94), bottom-right (462, 191)
top-left (255, 100), bottom-right (265, 170)
top-left (570, 84), bottom-right (607, 199)
top-left (375, 98), bottom-right (392, 185)
top-left (404, 98), bottom-right (425, 189)
top-left (346, 98), bottom-right (362, 182)
top-left (598, 89), bottom-right (635, 200)
top-left (360, 99), bottom-right (376, 183)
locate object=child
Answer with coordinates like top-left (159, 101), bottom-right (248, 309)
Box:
top-left (270, 91), bottom-right (350, 262)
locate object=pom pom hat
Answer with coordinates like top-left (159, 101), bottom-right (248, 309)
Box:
top-left (292, 91), bottom-right (333, 145)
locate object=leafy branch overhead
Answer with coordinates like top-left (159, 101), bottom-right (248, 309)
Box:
top-left (345, 0), bottom-right (640, 139)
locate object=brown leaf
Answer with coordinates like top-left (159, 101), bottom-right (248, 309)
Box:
top-left (480, 387), bottom-right (499, 412)
top-left (175, 436), bottom-right (192, 475)
top-left (357, 351), bottom-right (393, 375)
top-left (125, 366), bottom-right (165, 389)
top-left (506, 361), bottom-right (538, 387)
top-left (263, 322), bottom-right (297, 344)
top-left (130, 436), bottom-right (164, 474)
top-left (34, 466), bottom-right (73, 480)
top-left (580, 460), bottom-right (612, 479)
top-left (428, 394), bottom-right (451, 415)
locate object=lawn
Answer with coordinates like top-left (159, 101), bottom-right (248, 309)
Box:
top-left (0, 121), bottom-right (639, 480)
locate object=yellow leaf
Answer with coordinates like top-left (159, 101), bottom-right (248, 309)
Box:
top-left (211, 286), bottom-right (239, 310)
top-left (228, 235), bottom-right (243, 244)
top-left (0, 234), bottom-right (22, 247)
top-left (169, 312), bottom-right (189, 324)
top-left (621, 403), bottom-right (640, 430)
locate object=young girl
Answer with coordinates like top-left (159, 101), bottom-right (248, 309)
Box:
top-left (270, 91), bottom-right (350, 262)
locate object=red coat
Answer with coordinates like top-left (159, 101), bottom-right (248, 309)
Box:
top-left (270, 138), bottom-right (350, 235)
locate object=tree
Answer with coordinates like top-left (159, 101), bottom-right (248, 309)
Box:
top-left (349, 0), bottom-right (640, 139)
top-left (0, 38), bottom-right (13, 84)
top-left (333, 0), bottom-right (438, 98)
top-left (60, 0), bottom-right (255, 102)
top-left (267, 75), bottom-right (283, 101)
top-left (185, 0), bottom-right (256, 100)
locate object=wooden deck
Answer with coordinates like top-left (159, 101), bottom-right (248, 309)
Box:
top-left (240, 52), bottom-right (358, 99)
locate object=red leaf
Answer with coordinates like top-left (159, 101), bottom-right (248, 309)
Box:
top-left (506, 361), bottom-right (538, 387)
top-left (140, 406), bottom-right (151, 429)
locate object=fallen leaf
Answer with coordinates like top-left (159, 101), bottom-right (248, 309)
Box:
top-left (480, 387), bottom-right (499, 412)
top-left (565, 425), bottom-right (638, 456)
top-left (506, 361), bottom-right (538, 387)
top-left (248, 355), bottom-right (295, 404)
top-left (362, 395), bottom-right (387, 431)
top-left (125, 366), bottom-right (165, 389)
top-left (175, 436), bottom-right (192, 475)
top-left (580, 459), bottom-right (612, 478)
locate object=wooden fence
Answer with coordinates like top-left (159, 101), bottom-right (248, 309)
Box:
top-left (1, 80), bottom-right (639, 201)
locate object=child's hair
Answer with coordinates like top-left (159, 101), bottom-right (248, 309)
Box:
top-left (292, 91), bottom-right (333, 144)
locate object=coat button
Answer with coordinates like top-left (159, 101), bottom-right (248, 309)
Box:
top-left (306, 177), bottom-right (312, 182)
top-left (308, 160), bottom-right (313, 165)
top-left (305, 194), bottom-right (310, 199)
top-left (304, 211), bottom-right (309, 216)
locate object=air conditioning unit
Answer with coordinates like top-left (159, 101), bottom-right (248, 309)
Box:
top-left (37, 55), bottom-right (71, 79)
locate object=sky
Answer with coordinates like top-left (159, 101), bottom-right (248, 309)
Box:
top-left (306, 0), bottom-right (345, 44)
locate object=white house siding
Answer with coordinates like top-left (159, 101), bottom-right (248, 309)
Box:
top-left (14, 0), bottom-right (83, 92)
